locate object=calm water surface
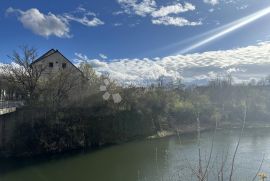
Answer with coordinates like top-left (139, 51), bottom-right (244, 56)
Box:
top-left (0, 128), bottom-right (270, 181)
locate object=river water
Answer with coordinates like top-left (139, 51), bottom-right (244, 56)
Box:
top-left (0, 128), bottom-right (270, 181)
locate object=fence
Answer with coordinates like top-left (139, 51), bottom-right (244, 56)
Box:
top-left (0, 101), bottom-right (24, 109)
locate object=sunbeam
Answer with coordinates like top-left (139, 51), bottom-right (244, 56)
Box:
top-left (177, 6), bottom-right (270, 55)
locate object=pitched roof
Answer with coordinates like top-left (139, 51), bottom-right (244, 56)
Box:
top-left (31, 49), bottom-right (84, 75)
top-left (31, 49), bottom-right (57, 65)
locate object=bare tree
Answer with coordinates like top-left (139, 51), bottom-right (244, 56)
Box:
top-left (228, 101), bottom-right (247, 181)
top-left (183, 100), bottom-right (265, 181)
top-left (79, 62), bottom-right (99, 85)
top-left (2, 46), bottom-right (45, 103)
top-left (40, 68), bottom-right (83, 109)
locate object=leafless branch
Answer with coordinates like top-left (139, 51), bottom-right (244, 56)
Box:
top-left (228, 101), bottom-right (247, 181)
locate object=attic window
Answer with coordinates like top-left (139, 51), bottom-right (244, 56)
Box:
top-left (49, 62), bottom-right (53, 68)
top-left (62, 63), bottom-right (67, 69)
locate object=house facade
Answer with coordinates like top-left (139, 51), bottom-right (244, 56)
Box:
top-left (31, 49), bottom-right (83, 80)
top-left (31, 49), bottom-right (85, 104)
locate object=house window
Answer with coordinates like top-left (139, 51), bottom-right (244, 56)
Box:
top-left (49, 62), bottom-right (53, 68)
top-left (62, 63), bottom-right (67, 69)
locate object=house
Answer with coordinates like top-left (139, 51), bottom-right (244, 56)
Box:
top-left (0, 49), bottom-right (84, 104)
top-left (30, 49), bottom-right (86, 103)
top-left (30, 49), bottom-right (83, 80)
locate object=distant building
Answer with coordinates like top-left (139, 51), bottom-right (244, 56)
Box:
top-left (30, 49), bottom-right (85, 103)
top-left (30, 49), bottom-right (83, 80)
top-left (0, 49), bottom-right (84, 102)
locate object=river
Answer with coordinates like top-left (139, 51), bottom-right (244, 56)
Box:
top-left (0, 128), bottom-right (269, 181)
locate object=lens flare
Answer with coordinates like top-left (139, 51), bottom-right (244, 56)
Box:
top-left (177, 6), bottom-right (270, 54)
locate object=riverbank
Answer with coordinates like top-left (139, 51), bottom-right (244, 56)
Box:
top-left (147, 121), bottom-right (270, 139)
top-left (147, 124), bottom-right (212, 139)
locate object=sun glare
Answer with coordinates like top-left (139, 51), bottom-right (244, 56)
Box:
top-left (177, 6), bottom-right (270, 54)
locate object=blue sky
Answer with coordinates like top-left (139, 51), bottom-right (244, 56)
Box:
top-left (1, 0), bottom-right (270, 84)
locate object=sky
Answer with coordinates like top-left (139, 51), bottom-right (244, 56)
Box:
top-left (1, 0), bottom-right (270, 85)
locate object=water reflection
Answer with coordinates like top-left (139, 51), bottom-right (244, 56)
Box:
top-left (0, 128), bottom-right (270, 181)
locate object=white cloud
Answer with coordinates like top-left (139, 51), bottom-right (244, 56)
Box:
top-left (6, 7), bottom-right (70, 38)
top-left (237, 4), bottom-right (249, 10)
top-left (152, 16), bottom-right (202, 27)
top-left (74, 6), bottom-right (96, 16)
top-left (151, 2), bottom-right (195, 18)
top-left (6, 7), bottom-right (104, 38)
top-left (63, 6), bottom-right (104, 27)
top-left (203, 0), bottom-right (219, 6)
top-left (99, 53), bottom-right (108, 59)
top-left (63, 14), bottom-right (104, 27)
top-left (117, 0), bottom-right (157, 16)
top-left (113, 23), bottom-right (123, 26)
top-left (116, 0), bottom-right (200, 27)
top-left (226, 67), bottom-right (245, 74)
top-left (209, 8), bottom-right (215, 12)
top-left (74, 42), bottom-right (270, 85)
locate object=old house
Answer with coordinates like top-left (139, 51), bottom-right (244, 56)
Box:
top-left (0, 49), bottom-right (85, 104)
top-left (30, 49), bottom-right (83, 80)
top-left (30, 49), bottom-right (85, 104)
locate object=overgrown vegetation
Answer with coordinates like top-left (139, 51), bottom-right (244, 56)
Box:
top-left (1, 47), bottom-right (270, 157)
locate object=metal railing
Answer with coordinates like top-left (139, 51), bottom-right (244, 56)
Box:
top-left (0, 100), bottom-right (24, 109)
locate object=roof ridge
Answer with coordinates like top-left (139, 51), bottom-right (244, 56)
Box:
top-left (31, 49), bottom-right (56, 65)
top-left (30, 49), bottom-right (84, 77)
